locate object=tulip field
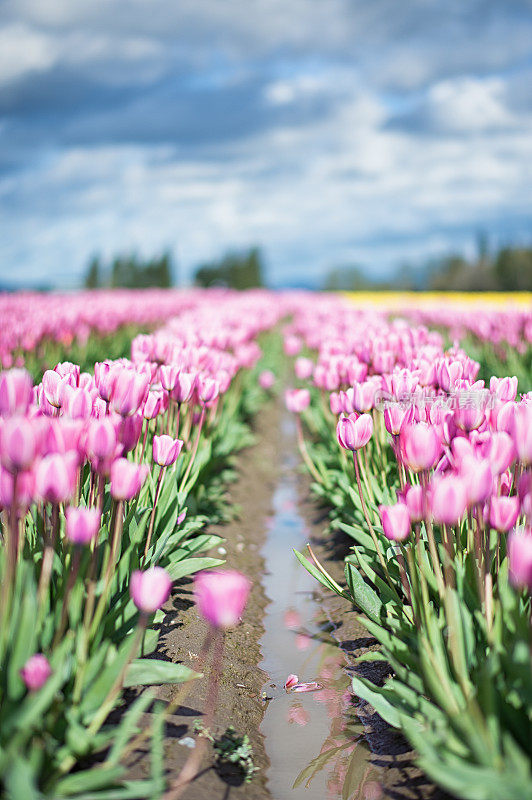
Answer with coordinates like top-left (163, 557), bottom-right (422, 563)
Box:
top-left (0, 289), bottom-right (531, 800)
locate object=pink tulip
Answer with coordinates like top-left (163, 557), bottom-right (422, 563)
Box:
top-left (194, 569), bottom-right (251, 629)
top-left (284, 335), bottom-right (302, 356)
top-left (153, 435), bottom-right (183, 466)
top-left (511, 404), bottom-right (532, 466)
top-left (120, 413), bottom-right (143, 454)
top-left (0, 466), bottom-right (35, 510)
top-left (379, 503), bottom-right (410, 541)
top-left (489, 496), bottom-right (519, 532)
top-left (482, 431), bottom-right (516, 475)
top-left (353, 382), bottom-right (377, 413)
top-left (430, 475), bottom-right (467, 525)
top-left (400, 423), bottom-right (441, 473)
top-left (94, 361), bottom-right (117, 402)
top-left (508, 528), bottom-right (532, 590)
top-left (143, 391), bottom-right (161, 420)
top-left (110, 369), bottom-right (149, 416)
top-left (66, 506), bottom-right (101, 545)
top-left (459, 457), bottom-right (493, 506)
top-left (20, 654), bottom-right (52, 691)
top-left (64, 388), bottom-right (93, 419)
top-left (383, 404), bottom-right (413, 436)
top-left (294, 357), bottom-right (314, 381)
top-left (0, 416), bottom-right (37, 472)
top-left (172, 372), bottom-right (195, 404)
top-left (0, 368), bottom-right (33, 416)
top-left (258, 370), bottom-right (275, 390)
top-left (285, 388), bottom-right (311, 414)
top-left (159, 364), bottom-right (180, 391)
top-left (490, 375), bottom-right (518, 402)
top-left (35, 452), bottom-right (78, 504)
top-left (336, 413), bottom-right (373, 451)
top-left (403, 483), bottom-right (424, 523)
top-left (85, 418), bottom-right (118, 465)
top-left (130, 566), bottom-right (172, 612)
top-left (110, 458), bottom-right (149, 500)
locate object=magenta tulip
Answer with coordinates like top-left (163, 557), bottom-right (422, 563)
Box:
top-left (0, 416), bottom-right (37, 472)
top-left (194, 569), bottom-right (251, 629)
top-left (0, 368), bottom-right (33, 416)
top-left (285, 389), bottom-right (311, 414)
top-left (35, 452), bottom-right (78, 504)
top-left (110, 369), bottom-right (149, 417)
top-left (508, 528), bottom-right (532, 590)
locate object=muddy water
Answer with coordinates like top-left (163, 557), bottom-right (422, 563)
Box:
top-left (259, 414), bottom-right (382, 800)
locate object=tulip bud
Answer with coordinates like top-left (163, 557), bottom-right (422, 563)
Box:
top-left (110, 369), bottom-right (149, 417)
top-left (294, 357), bottom-right (314, 381)
top-left (35, 452), bottom-right (78, 504)
top-left (110, 458), bottom-right (148, 500)
top-left (0, 416), bottom-right (37, 472)
top-left (130, 567), bottom-right (172, 613)
top-left (153, 435), bottom-right (183, 466)
top-left (65, 506), bottom-right (101, 545)
top-left (20, 654), bottom-right (52, 691)
top-left (194, 569), bottom-right (251, 629)
top-left (172, 372), bottom-right (195, 404)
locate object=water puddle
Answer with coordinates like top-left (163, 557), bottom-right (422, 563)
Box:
top-left (259, 414), bottom-right (382, 800)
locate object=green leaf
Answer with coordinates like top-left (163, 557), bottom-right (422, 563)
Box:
top-left (123, 659), bottom-right (201, 688)
top-left (344, 562), bottom-right (383, 624)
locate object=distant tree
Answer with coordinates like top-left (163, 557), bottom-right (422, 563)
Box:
top-left (84, 256), bottom-right (101, 289)
top-left (494, 248), bottom-right (532, 291)
top-left (194, 247), bottom-right (264, 289)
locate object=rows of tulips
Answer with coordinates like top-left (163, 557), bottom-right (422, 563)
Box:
top-left (283, 299), bottom-right (532, 800)
top-left (0, 292), bottom-right (281, 798)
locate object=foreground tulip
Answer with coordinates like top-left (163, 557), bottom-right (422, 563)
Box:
top-left (379, 503), bottom-right (410, 541)
top-left (194, 569), bottom-right (251, 629)
top-left (65, 506), bottom-right (101, 545)
top-left (336, 413), bottom-right (373, 451)
top-left (110, 458), bottom-right (148, 500)
top-left (153, 435), bottom-right (183, 466)
top-left (110, 369), bottom-right (149, 416)
top-left (430, 475), bottom-right (467, 525)
top-left (489, 496), bottom-right (519, 532)
top-left (0, 368), bottom-right (32, 416)
top-left (0, 416), bottom-right (36, 472)
top-left (20, 654), bottom-right (52, 691)
top-left (401, 423), bottom-right (441, 472)
top-left (36, 452), bottom-right (78, 504)
top-left (130, 566), bottom-right (172, 613)
top-left (508, 528), bottom-right (532, 591)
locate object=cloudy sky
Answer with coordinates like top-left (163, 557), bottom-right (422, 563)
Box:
top-left (1, 0), bottom-right (531, 288)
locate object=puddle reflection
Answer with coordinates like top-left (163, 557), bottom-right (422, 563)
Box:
top-left (259, 414), bottom-right (383, 800)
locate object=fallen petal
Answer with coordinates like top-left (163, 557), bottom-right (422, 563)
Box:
top-left (292, 681), bottom-right (323, 693)
top-left (284, 673), bottom-right (299, 691)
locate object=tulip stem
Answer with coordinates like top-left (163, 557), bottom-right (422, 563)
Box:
top-left (354, 452), bottom-right (390, 582)
top-left (163, 629), bottom-right (225, 800)
top-left (89, 500), bottom-right (123, 640)
top-left (180, 407), bottom-right (205, 491)
top-left (143, 467), bottom-right (166, 563)
top-left (296, 416), bottom-right (323, 484)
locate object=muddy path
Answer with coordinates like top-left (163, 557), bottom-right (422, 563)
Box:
top-left (128, 396), bottom-right (445, 800)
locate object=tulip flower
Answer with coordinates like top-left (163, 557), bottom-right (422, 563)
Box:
top-left (258, 370), bottom-right (275, 390)
top-left (508, 527), bottom-right (532, 591)
top-left (0, 416), bottom-right (37, 472)
top-left (20, 654), bottom-right (52, 691)
top-left (336, 413), bottom-right (373, 451)
top-left (159, 364), bottom-right (180, 391)
top-left (285, 388), bottom-right (311, 414)
top-left (489, 496), bottom-right (519, 532)
top-left (400, 423), bottom-right (441, 473)
top-left (153, 435), bottom-right (183, 466)
top-left (65, 506), bottom-right (101, 545)
top-left (172, 372), bottom-right (195, 404)
top-left (294, 357), bottom-right (314, 381)
top-left (194, 569), bottom-right (251, 629)
top-left (110, 458), bottom-right (149, 500)
top-left (35, 452), bottom-right (78, 505)
top-left (430, 475), bottom-right (467, 525)
top-left (379, 503), bottom-right (410, 541)
top-left (130, 567), bottom-right (172, 613)
top-left (110, 369), bottom-right (149, 417)
top-left (0, 368), bottom-right (32, 416)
